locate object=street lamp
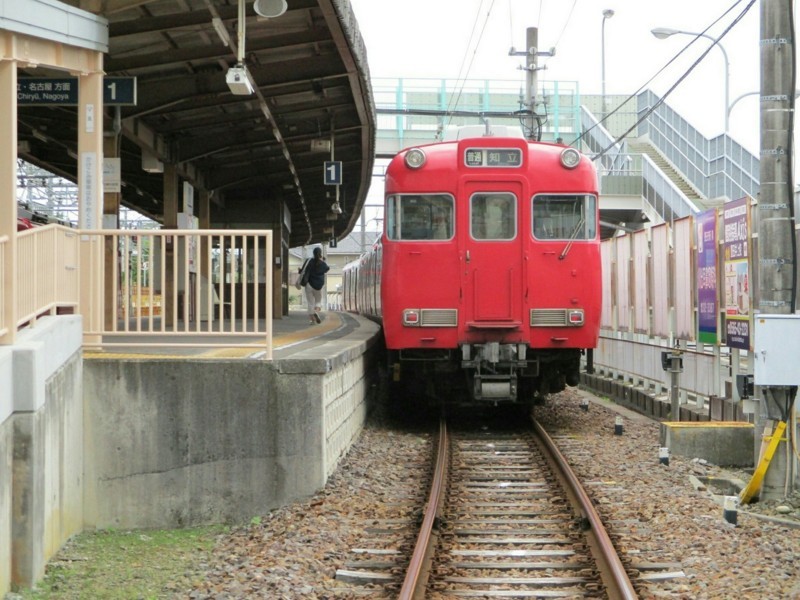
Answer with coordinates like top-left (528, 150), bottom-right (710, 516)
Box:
top-left (652, 27), bottom-right (730, 133)
top-left (601, 9), bottom-right (615, 113)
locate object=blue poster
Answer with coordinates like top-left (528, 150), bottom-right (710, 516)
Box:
top-left (696, 209), bottom-right (717, 344)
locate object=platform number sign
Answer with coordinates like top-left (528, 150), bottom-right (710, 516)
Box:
top-left (324, 161), bottom-right (342, 185)
top-left (17, 76), bottom-right (137, 106)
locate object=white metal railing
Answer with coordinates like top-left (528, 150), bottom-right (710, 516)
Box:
top-left (593, 335), bottom-right (724, 405)
top-left (81, 229), bottom-right (273, 357)
top-left (0, 234), bottom-right (7, 338)
top-left (16, 224), bottom-right (80, 327)
top-left (8, 227), bottom-right (273, 358)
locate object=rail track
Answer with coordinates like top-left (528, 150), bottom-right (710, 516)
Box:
top-left (406, 419), bottom-right (637, 598)
top-left (335, 417), bottom-right (640, 598)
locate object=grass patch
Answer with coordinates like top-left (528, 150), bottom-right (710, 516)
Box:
top-left (18, 525), bottom-right (227, 599)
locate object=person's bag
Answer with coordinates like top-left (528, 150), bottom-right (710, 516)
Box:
top-left (300, 263), bottom-right (311, 287)
top-left (292, 271), bottom-right (303, 290)
top-left (295, 259), bottom-right (310, 289)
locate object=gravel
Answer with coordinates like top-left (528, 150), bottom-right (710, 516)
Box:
top-left (186, 388), bottom-right (800, 599)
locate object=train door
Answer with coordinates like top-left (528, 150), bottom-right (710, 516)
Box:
top-left (460, 183), bottom-right (524, 331)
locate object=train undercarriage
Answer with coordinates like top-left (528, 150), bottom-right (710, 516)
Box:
top-left (387, 344), bottom-right (584, 408)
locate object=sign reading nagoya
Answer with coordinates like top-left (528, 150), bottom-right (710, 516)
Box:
top-left (17, 77), bottom-right (137, 106)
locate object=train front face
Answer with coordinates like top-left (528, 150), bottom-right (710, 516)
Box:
top-left (382, 137), bottom-right (600, 406)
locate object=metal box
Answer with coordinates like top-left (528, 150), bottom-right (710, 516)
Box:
top-left (754, 314), bottom-right (800, 385)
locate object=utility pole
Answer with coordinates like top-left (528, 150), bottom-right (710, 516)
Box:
top-left (525, 26), bottom-right (538, 138)
top-left (509, 27), bottom-right (539, 140)
top-left (509, 27), bottom-right (554, 141)
top-left (753, 0), bottom-right (798, 500)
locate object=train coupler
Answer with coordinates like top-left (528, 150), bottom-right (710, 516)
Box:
top-left (473, 373), bottom-right (518, 402)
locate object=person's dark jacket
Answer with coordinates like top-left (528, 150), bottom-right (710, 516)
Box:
top-left (306, 258), bottom-right (330, 290)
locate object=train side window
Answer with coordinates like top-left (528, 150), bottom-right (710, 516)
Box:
top-left (532, 194), bottom-right (597, 240)
top-left (470, 193), bottom-right (516, 240)
top-left (386, 194), bottom-right (454, 240)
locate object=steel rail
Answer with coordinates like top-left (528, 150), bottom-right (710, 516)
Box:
top-left (531, 418), bottom-right (639, 600)
top-left (398, 418), bottom-right (449, 600)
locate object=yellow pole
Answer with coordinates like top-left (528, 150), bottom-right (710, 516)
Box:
top-left (739, 420), bottom-right (787, 504)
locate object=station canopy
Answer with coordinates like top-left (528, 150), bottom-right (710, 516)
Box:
top-left (18, 0), bottom-right (376, 248)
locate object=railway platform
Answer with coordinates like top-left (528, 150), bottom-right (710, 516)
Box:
top-left (82, 310), bottom-right (365, 360)
top-left (7, 310), bottom-right (382, 588)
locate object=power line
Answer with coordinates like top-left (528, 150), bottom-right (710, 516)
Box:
top-left (548, 0), bottom-right (578, 52)
top-left (579, 0), bottom-right (753, 158)
top-left (445, 0), bottom-right (498, 129)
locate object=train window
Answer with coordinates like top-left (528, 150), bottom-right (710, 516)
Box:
top-left (470, 193), bottom-right (516, 240)
top-left (386, 194), bottom-right (454, 240)
top-left (532, 194), bottom-right (597, 240)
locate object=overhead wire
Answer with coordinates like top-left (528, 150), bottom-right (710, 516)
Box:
top-left (445, 0), bottom-right (498, 130)
top-left (507, 0), bottom-right (515, 45)
top-left (577, 0), bottom-right (753, 158)
top-left (549, 0), bottom-right (578, 52)
top-left (444, 0), bottom-right (489, 124)
top-left (448, 1), bottom-right (486, 98)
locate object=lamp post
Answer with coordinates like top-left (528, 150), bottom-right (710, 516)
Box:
top-left (601, 9), bottom-right (615, 113)
top-left (651, 27), bottom-right (730, 133)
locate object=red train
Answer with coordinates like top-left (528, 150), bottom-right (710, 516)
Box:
top-left (343, 129), bottom-right (601, 406)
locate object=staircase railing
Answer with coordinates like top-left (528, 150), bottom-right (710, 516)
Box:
top-left (584, 89), bottom-right (760, 227)
top-left (581, 105), bottom-right (699, 221)
top-left (637, 90), bottom-right (759, 201)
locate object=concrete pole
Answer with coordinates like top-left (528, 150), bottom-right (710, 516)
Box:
top-left (525, 27), bottom-right (538, 140)
top-left (670, 356), bottom-right (681, 421)
top-left (758, 0), bottom-right (797, 499)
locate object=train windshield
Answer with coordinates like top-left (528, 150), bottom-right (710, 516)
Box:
top-left (386, 194), bottom-right (454, 240)
top-left (532, 194), bottom-right (597, 240)
top-left (470, 192), bottom-right (516, 240)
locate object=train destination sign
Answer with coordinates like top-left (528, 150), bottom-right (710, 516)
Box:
top-left (17, 77), bottom-right (137, 106)
top-left (464, 147), bottom-right (522, 168)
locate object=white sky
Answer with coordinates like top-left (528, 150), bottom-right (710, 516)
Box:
top-left (347, 0), bottom-right (769, 228)
top-left (349, 0), bottom-right (763, 151)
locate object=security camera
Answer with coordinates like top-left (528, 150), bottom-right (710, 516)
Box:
top-left (226, 66), bottom-right (254, 95)
top-left (254, 0), bottom-right (287, 18)
top-left (331, 202), bottom-right (342, 214)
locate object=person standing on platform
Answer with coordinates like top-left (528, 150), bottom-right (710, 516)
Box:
top-left (302, 246), bottom-right (329, 324)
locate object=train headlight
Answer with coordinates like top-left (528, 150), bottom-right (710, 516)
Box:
top-left (567, 309), bottom-right (585, 325)
top-left (403, 309), bottom-right (420, 326)
top-left (404, 148), bottom-right (427, 169)
top-left (560, 147), bottom-right (581, 169)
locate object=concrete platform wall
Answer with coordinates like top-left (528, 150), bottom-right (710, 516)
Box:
top-left (581, 371), bottom-right (755, 468)
top-left (660, 421), bottom-right (755, 467)
top-left (275, 327), bottom-right (379, 480)
top-left (2, 314), bottom-right (379, 593)
top-left (323, 354), bottom-right (370, 478)
top-left (6, 317), bottom-right (84, 590)
top-left (83, 316), bottom-right (381, 529)
top-left (0, 347), bottom-right (12, 596)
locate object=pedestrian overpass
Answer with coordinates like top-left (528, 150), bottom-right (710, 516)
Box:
top-left (370, 77), bottom-right (759, 239)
